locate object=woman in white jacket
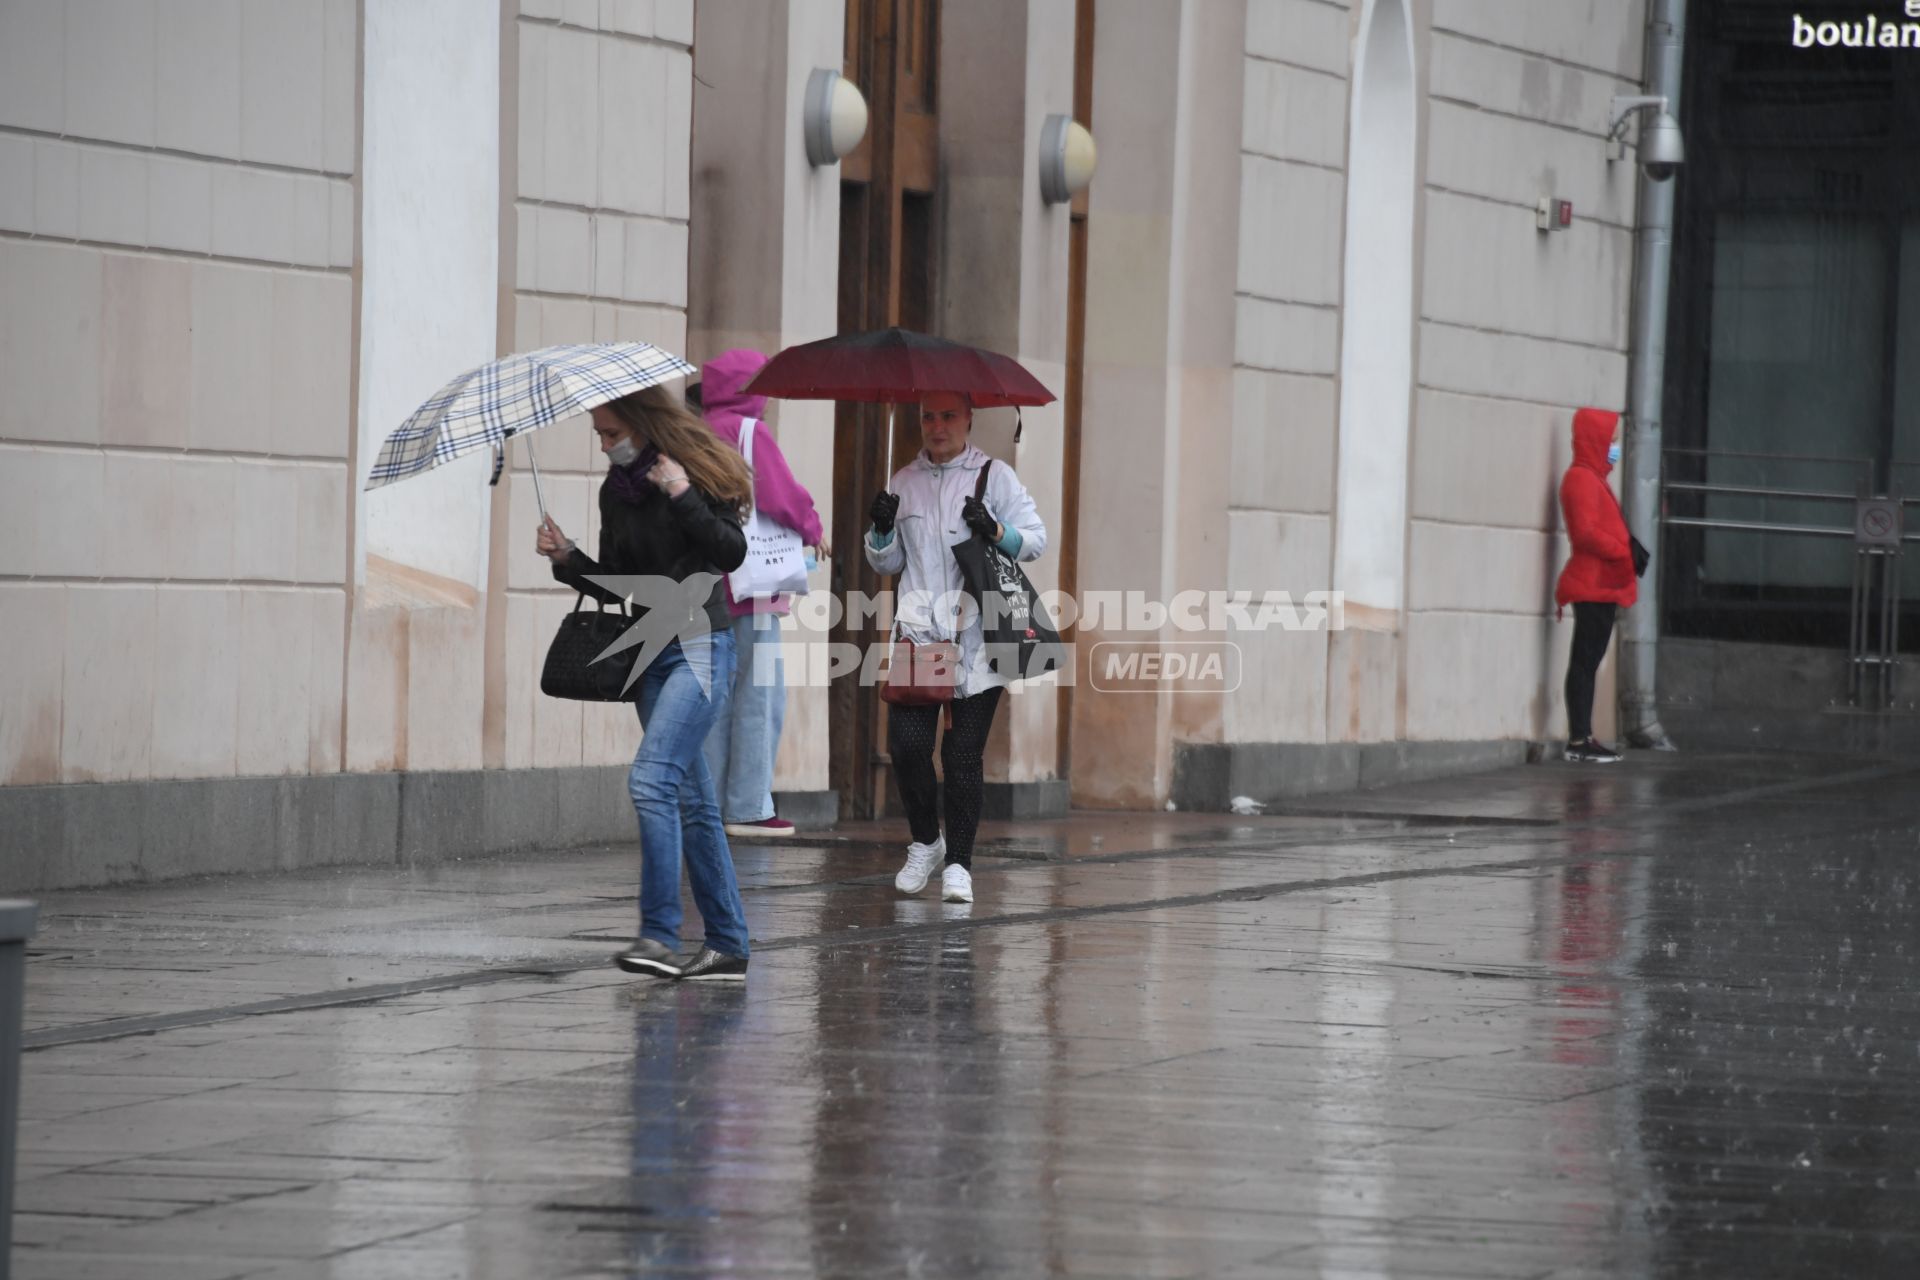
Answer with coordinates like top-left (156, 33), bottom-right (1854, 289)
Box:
top-left (864, 391), bottom-right (1047, 904)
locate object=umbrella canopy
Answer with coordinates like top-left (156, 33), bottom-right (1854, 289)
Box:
top-left (365, 342), bottom-right (694, 491)
top-left (743, 327), bottom-right (1055, 408)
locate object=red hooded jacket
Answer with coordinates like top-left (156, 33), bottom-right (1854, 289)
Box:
top-left (1555, 408), bottom-right (1638, 609)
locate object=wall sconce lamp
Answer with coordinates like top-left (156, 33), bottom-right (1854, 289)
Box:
top-left (1039, 114), bottom-right (1097, 205)
top-left (1608, 95), bottom-right (1685, 182)
top-left (804, 69), bottom-right (869, 167)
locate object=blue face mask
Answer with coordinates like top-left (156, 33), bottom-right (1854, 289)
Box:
top-left (1607, 442), bottom-right (1622, 467)
top-left (804, 551), bottom-right (818, 574)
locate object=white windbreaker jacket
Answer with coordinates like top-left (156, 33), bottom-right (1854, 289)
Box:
top-left (863, 443), bottom-right (1048, 698)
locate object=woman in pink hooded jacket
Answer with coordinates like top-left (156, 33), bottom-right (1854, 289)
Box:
top-left (695, 349), bottom-right (826, 836)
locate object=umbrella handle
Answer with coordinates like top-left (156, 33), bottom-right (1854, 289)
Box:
top-left (524, 434), bottom-right (550, 525)
top-left (885, 403), bottom-right (895, 493)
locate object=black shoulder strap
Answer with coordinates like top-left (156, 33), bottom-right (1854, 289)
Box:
top-left (974, 459), bottom-right (992, 501)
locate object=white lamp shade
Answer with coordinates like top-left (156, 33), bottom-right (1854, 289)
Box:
top-left (1040, 114), bottom-right (1097, 205)
top-left (805, 69), bottom-right (869, 167)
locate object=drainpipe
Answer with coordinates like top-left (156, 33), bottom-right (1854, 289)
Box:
top-left (1620, 0), bottom-right (1687, 751)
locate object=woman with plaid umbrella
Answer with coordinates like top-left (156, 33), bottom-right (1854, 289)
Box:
top-left (535, 386), bottom-right (758, 981)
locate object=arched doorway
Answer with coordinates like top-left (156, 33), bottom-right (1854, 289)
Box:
top-left (1332, 0), bottom-right (1418, 625)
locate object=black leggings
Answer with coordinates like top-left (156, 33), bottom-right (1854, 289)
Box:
top-left (1565, 602), bottom-right (1617, 742)
top-left (887, 687), bottom-right (1003, 869)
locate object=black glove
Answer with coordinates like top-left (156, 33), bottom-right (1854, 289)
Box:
top-left (870, 490), bottom-right (900, 534)
top-left (962, 496), bottom-right (998, 541)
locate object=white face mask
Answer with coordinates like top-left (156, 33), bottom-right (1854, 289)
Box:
top-left (606, 438), bottom-right (640, 467)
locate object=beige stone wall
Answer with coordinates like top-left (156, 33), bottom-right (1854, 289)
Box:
top-left (1225, 0), bottom-right (1352, 749)
top-left (0, 0), bottom-right (704, 795)
top-left (502, 0), bottom-right (696, 771)
top-left (937, 0), bottom-right (1076, 787)
top-left (0, 0), bottom-right (1648, 825)
top-left (1073, 0), bottom-right (1246, 807)
top-left (1220, 0), bottom-right (1643, 750)
top-left (1405, 0), bottom-right (1644, 742)
top-left (685, 0), bottom-right (841, 800)
top-left (0, 0), bottom-right (357, 787)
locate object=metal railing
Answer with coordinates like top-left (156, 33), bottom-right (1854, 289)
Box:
top-left (1660, 449), bottom-right (1902, 708)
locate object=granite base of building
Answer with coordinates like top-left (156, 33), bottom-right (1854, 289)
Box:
top-left (1170, 739), bottom-right (1535, 812)
top-left (771, 790), bottom-right (840, 828)
top-left (1654, 634), bottom-right (1920, 756)
top-left (1657, 707), bottom-right (1920, 757)
top-left (982, 780), bottom-right (1071, 820)
top-left (1, 768), bottom-right (635, 895)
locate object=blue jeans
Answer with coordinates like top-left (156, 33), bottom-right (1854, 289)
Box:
top-left (631, 632), bottom-right (750, 958)
top-left (701, 613), bottom-right (787, 824)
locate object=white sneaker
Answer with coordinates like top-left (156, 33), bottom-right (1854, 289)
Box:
top-left (941, 863), bottom-right (973, 904)
top-left (894, 837), bottom-right (945, 895)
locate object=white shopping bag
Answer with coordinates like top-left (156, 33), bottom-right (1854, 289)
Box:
top-left (726, 418), bottom-right (811, 600)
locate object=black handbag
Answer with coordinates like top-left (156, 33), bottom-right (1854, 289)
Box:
top-left (541, 593), bottom-right (643, 702)
top-left (1630, 534), bottom-right (1650, 579)
top-left (950, 462), bottom-right (1065, 682)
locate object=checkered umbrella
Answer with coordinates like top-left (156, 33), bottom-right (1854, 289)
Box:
top-left (364, 342), bottom-right (696, 517)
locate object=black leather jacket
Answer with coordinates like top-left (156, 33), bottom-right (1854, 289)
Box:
top-left (553, 479), bottom-right (747, 633)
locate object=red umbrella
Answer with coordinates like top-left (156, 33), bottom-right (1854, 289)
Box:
top-left (744, 327), bottom-right (1056, 408)
top-left (744, 327), bottom-right (1054, 484)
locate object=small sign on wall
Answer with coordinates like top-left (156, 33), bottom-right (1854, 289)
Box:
top-left (1855, 498), bottom-right (1904, 547)
top-left (1536, 198), bottom-right (1574, 232)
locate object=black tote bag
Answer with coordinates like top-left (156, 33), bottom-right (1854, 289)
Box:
top-left (541, 593), bottom-right (644, 702)
top-left (950, 462), bottom-right (1065, 683)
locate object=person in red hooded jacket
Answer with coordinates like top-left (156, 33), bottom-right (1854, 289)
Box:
top-left (1556, 407), bottom-right (1638, 763)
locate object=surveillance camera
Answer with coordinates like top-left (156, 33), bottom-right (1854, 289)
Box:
top-left (1640, 111), bottom-right (1685, 182)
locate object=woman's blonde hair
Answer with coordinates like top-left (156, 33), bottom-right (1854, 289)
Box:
top-left (605, 385), bottom-right (753, 514)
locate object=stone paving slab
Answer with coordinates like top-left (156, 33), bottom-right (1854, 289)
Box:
top-left (13, 752), bottom-right (1920, 1276)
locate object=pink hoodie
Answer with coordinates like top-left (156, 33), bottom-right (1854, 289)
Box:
top-left (700, 348), bottom-right (825, 617)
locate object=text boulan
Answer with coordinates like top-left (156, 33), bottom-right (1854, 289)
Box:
top-left (1795, 5), bottom-right (1920, 48)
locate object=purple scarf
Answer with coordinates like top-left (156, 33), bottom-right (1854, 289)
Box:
top-left (604, 445), bottom-right (661, 506)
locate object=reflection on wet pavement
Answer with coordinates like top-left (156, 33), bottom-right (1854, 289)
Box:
top-left (14, 751), bottom-right (1920, 1276)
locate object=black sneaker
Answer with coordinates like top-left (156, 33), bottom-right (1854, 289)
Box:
top-left (1566, 738), bottom-right (1621, 764)
top-left (614, 938), bottom-right (683, 978)
top-left (673, 948), bottom-right (749, 982)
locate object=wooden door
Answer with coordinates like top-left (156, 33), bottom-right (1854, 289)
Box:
top-left (830, 0), bottom-right (941, 819)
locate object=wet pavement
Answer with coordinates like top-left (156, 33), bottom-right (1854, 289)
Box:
top-left (13, 750), bottom-right (1920, 1277)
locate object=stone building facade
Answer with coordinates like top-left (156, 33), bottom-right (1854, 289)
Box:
top-left (0, 0), bottom-right (1651, 889)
